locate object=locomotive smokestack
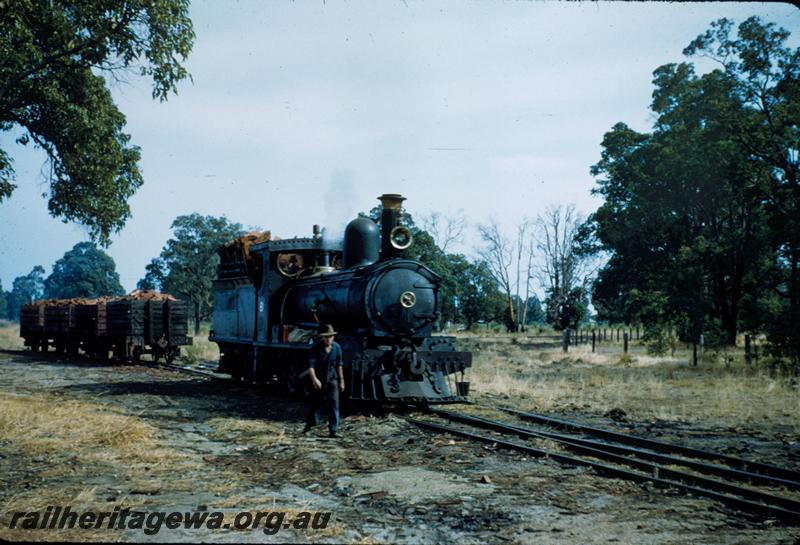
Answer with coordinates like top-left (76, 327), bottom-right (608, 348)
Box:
top-left (378, 194), bottom-right (412, 259)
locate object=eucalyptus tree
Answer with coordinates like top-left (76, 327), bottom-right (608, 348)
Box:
top-left (586, 17), bottom-right (793, 352)
top-left (0, 0), bottom-right (194, 243)
top-left (44, 244), bottom-right (124, 299)
top-left (138, 214), bottom-right (244, 335)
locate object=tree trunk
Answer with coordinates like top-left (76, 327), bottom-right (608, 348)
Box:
top-left (194, 300), bottom-right (201, 336)
top-left (506, 294), bottom-right (515, 332)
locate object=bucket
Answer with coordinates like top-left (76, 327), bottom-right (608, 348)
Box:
top-left (456, 381), bottom-right (470, 396)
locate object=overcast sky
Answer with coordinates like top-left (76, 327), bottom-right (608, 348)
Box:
top-left (1, 1), bottom-right (798, 293)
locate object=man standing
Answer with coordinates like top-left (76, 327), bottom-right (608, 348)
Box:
top-left (303, 324), bottom-right (346, 438)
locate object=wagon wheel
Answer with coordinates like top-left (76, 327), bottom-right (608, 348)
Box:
top-left (153, 337), bottom-right (167, 363)
top-left (165, 347), bottom-right (179, 364)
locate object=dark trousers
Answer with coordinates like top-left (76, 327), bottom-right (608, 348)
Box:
top-left (306, 382), bottom-right (340, 433)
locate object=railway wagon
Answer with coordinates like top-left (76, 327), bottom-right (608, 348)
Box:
top-left (19, 301), bottom-right (46, 351)
top-left (20, 292), bottom-right (191, 363)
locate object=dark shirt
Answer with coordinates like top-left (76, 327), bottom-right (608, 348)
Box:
top-left (308, 341), bottom-right (343, 384)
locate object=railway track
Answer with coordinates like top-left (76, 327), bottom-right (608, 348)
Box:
top-left (154, 360), bottom-right (225, 379)
top-left (409, 407), bottom-right (800, 525)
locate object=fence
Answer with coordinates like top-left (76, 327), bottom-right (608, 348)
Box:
top-left (553, 328), bottom-right (763, 367)
top-left (460, 326), bottom-right (765, 367)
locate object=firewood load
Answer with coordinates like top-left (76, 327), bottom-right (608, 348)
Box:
top-left (122, 289), bottom-right (177, 301)
top-left (217, 230), bottom-right (272, 277)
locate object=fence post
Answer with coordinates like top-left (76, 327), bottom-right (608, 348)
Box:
top-left (562, 329), bottom-right (570, 353)
top-left (623, 332), bottom-right (629, 353)
top-left (699, 334), bottom-right (704, 362)
top-left (616, 328), bottom-right (620, 342)
top-left (603, 328), bottom-right (607, 341)
top-left (745, 334), bottom-right (751, 366)
top-left (592, 331), bottom-right (596, 353)
top-left (636, 326), bottom-right (640, 340)
top-left (692, 342), bottom-right (698, 366)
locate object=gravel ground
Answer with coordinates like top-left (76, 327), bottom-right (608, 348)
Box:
top-left (0, 350), bottom-right (798, 544)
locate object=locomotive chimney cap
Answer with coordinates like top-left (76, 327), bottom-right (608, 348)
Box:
top-left (378, 194), bottom-right (406, 210)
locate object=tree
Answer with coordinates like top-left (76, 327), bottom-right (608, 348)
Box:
top-left (584, 18), bottom-right (795, 350)
top-left (0, 280), bottom-right (6, 320)
top-left (536, 205), bottom-right (594, 330)
top-left (138, 214), bottom-right (244, 335)
top-left (44, 243), bottom-right (124, 299)
top-left (683, 17), bottom-right (800, 361)
top-left (461, 261), bottom-right (507, 329)
top-left (0, 1), bottom-right (194, 244)
top-left (5, 266), bottom-right (46, 319)
top-left (421, 210), bottom-right (467, 253)
top-left (524, 295), bottom-right (546, 325)
top-left (478, 218), bottom-right (539, 332)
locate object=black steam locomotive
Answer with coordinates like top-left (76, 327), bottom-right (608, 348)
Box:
top-left (209, 194), bottom-right (472, 402)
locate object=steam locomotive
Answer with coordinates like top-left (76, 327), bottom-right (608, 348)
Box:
top-left (209, 194), bottom-right (472, 402)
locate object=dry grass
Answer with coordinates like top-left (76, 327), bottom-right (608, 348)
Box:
top-left (0, 486), bottom-right (122, 542)
top-left (0, 321), bottom-right (23, 350)
top-left (207, 417), bottom-right (291, 448)
top-left (0, 391), bottom-right (180, 465)
top-left (463, 334), bottom-right (800, 430)
top-left (180, 322), bottom-right (220, 363)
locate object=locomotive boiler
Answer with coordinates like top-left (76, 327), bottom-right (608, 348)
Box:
top-left (209, 194), bottom-right (472, 402)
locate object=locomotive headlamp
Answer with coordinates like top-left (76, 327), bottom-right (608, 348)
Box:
top-left (389, 225), bottom-right (413, 250)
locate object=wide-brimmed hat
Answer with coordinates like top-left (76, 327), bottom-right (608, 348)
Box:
top-left (319, 324), bottom-right (337, 337)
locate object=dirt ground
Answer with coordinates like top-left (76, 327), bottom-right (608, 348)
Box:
top-left (0, 347), bottom-right (799, 543)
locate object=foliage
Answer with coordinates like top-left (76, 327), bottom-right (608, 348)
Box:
top-left (138, 214), bottom-right (244, 334)
top-left (4, 266), bottom-right (46, 319)
top-left (585, 17), bottom-right (799, 363)
top-left (641, 324), bottom-right (675, 357)
top-left (0, 0), bottom-right (194, 244)
top-left (461, 261), bottom-right (507, 329)
top-left (682, 18), bottom-right (800, 364)
top-left (0, 280), bottom-right (6, 320)
top-left (524, 295), bottom-right (546, 325)
top-left (545, 286), bottom-right (588, 331)
top-left (44, 243), bottom-right (124, 299)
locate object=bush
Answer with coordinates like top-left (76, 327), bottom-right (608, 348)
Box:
top-left (642, 325), bottom-right (675, 356)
